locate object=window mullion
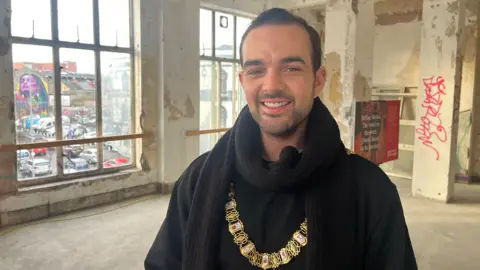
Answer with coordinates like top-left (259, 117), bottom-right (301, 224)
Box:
top-left (216, 61), bottom-right (222, 131)
top-left (93, 0), bottom-right (104, 171)
top-left (212, 11), bottom-right (215, 58)
top-left (233, 16), bottom-right (237, 60)
top-left (128, 0), bottom-right (136, 163)
top-left (51, 0), bottom-right (64, 177)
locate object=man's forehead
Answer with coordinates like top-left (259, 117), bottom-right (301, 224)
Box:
top-left (242, 24), bottom-right (311, 63)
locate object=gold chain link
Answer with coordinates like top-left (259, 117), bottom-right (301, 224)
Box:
top-left (225, 185), bottom-right (308, 269)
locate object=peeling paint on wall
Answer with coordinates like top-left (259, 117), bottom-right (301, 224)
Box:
top-left (351, 0), bottom-right (358, 14)
top-left (354, 71), bottom-right (370, 101)
top-left (325, 52), bottom-right (343, 116)
top-left (445, 19), bottom-right (457, 37)
top-left (164, 84), bottom-right (196, 122)
top-left (374, 0), bottom-right (423, 26)
top-left (447, 0), bottom-right (459, 13)
top-left (376, 11), bottom-right (422, 26)
top-left (374, 0), bottom-right (423, 15)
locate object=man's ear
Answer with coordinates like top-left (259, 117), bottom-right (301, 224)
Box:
top-left (314, 66), bottom-right (326, 96)
top-left (238, 70), bottom-right (244, 86)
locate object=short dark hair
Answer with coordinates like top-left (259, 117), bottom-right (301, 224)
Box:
top-left (239, 8), bottom-right (322, 72)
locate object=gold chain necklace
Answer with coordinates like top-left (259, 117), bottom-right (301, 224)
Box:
top-left (225, 184), bottom-right (308, 269)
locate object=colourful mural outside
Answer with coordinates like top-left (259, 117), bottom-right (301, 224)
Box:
top-left (15, 73), bottom-right (50, 117)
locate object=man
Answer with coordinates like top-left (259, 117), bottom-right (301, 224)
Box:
top-left (145, 8), bottom-right (417, 270)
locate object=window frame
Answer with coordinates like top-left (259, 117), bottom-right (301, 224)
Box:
top-left (12, 0), bottom-right (137, 187)
top-left (199, 7), bottom-right (253, 134)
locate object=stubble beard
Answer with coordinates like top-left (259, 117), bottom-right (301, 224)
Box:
top-left (253, 107), bottom-right (309, 138)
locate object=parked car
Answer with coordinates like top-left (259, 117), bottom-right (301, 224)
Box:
top-left (31, 148), bottom-right (47, 156)
top-left (21, 158), bottom-right (52, 178)
top-left (64, 157), bottom-right (90, 174)
top-left (103, 157), bottom-right (129, 168)
top-left (79, 148), bottom-right (98, 165)
top-left (63, 144), bottom-right (83, 158)
top-left (16, 149), bottom-right (31, 161)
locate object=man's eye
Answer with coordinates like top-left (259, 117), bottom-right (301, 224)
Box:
top-left (247, 69), bottom-right (264, 76)
top-left (285, 67), bottom-right (301, 72)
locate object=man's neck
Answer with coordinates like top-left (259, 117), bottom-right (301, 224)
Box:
top-left (261, 121), bottom-right (307, 162)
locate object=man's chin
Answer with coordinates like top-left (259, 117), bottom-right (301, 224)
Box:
top-left (259, 122), bottom-right (296, 138)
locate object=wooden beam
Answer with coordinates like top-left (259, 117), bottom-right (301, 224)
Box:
top-left (0, 132), bottom-right (153, 152)
top-left (186, 128), bottom-right (229, 137)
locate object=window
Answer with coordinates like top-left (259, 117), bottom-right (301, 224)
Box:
top-left (199, 8), bottom-right (252, 154)
top-left (12, 0), bottom-right (135, 182)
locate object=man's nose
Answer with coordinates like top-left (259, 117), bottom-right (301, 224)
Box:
top-left (263, 69), bottom-right (285, 91)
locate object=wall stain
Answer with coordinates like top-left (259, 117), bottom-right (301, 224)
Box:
top-left (463, 25), bottom-right (477, 63)
top-left (435, 36), bottom-right (443, 53)
top-left (447, 0), bottom-right (459, 13)
top-left (325, 52), bottom-right (342, 116)
top-left (432, 15), bottom-right (437, 28)
top-left (164, 84), bottom-right (196, 122)
top-left (451, 51), bottom-right (456, 68)
top-left (375, 11), bottom-right (421, 26)
top-left (351, 0), bottom-right (358, 14)
top-left (445, 19), bottom-right (456, 37)
top-left (353, 71), bottom-right (370, 101)
top-left (374, 0), bottom-right (423, 15)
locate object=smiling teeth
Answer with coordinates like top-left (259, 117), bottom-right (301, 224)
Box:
top-left (264, 102), bottom-right (289, 108)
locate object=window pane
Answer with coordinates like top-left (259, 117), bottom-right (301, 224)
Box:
top-left (215, 12), bottom-right (234, 59)
top-left (103, 140), bottom-right (132, 169)
top-left (199, 61), bottom-right (218, 155)
top-left (59, 48), bottom-right (96, 135)
top-left (236, 17), bottom-right (252, 60)
top-left (200, 9), bottom-right (212, 56)
top-left (220, 62), bottom-right (233, 128)
top-left (100, 0), bottom-right (131, 47)
top-left (11, 0), bottom-right (51, 39)
top-left (17, 150), bottom-right (55, 180)
top-left (236, 63), bottom-right (247, 111)
top-left (63, 144), bottom-right (98, 174)
top-left (101, 52), bottom-right (132, 136)
top-left (59, 49), bottom-right (97, 173)
top-left (58, 0), bottom-right (94, 44)
top-left (13, 44), bottom-right (57, 180)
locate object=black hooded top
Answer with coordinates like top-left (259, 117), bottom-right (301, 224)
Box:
top-left (145, 98), bottom-right (417, 270)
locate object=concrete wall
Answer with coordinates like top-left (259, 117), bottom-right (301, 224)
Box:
top-left (373, 0), bottom-right (477, 177)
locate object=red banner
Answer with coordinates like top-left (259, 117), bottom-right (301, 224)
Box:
top-left (354, 100), bottom-right (400, 164)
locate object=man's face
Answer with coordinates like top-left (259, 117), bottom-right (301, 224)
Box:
top-left (239, 24), bottom-right (325, 137)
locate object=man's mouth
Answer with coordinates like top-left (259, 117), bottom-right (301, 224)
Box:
top-left (262, 101), bottom-right (291, 108)
top-left (260, 100), bottom-right (293, 114)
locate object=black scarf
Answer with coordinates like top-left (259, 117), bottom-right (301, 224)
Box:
top-left (182, 97), bottom-right (357, 270)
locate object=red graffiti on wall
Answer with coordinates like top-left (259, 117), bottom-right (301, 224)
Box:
top-left (415, 76), bottom-right (448, 160)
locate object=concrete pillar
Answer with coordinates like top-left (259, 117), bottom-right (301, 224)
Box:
top-left (0, 0), bottom-right (17, 196)
top-left (412, 0), bottom-right (467, 202)
top-left (135, 0), bottom-right (162, 188)
top-left (323, 0), bottom-right (375, 149)
top-left (161, 0), bottom-right (200, 185)
top-left (467, 4), bottom-right (480, 182)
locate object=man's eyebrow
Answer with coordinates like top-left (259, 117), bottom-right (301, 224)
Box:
top-left (281, 56), bottom-right (306, 65)
top-left (243, 59), bottom-right (264, 68)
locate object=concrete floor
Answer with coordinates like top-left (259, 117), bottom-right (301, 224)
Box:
top-left (1, 178), bottom-right (480, 270)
